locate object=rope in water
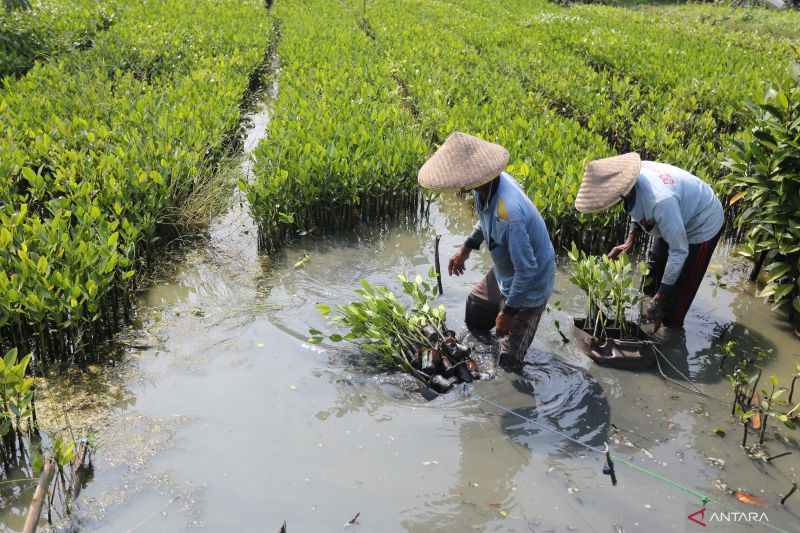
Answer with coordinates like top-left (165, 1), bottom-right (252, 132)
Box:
top-left (463, 386), bottom-right (789, 533)
top-left (652, 344), bottom-right (711, 398)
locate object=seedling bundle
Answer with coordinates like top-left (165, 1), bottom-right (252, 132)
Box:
top-left (567, 244), bottom-right (654, 369)
top-left (309, 270), bottom-right (481, 395)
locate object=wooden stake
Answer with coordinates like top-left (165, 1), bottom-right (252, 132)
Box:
top-left (23, 457), bottom-right (55, 533)
top-left (434, 235), bottom-right (443, 295)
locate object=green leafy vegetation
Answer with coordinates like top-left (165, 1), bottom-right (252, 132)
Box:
top-left (248, 0), bottom-right (798, 253)
top-left (725, 346), bottom-right (800, 453)
top-left (724, 66), bottom-right (800, 319)
top-left (246, 0), bottom-right (428, 251)
top-left (0, 0), bottom-right (272, 361)
top-left (309, 270), bottom-right (446, 383)
top-left (0, 0), bottom-right (118, 79)
top-left (568, 243), bottom-right (648, 340)
top-left (0, 348), bottom-right (36, 477)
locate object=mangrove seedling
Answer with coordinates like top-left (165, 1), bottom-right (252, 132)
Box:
top-left (1, 348), bottom-right (36, 477)
top-left (568, 243), bottom-right (649, 340)
top-left (736, 404), bottom-right (755, 448)
top-left (551, 300), bottom-right (569, 343)
top-left (719, 340), bottom-right (736, 371)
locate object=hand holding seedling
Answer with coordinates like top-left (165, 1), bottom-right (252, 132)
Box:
top-left (449, 245), bottom-right (471, 276)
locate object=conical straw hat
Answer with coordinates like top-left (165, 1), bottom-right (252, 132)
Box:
top-left (575, 152), bottom-right (641, 213)
top-left (418, 131), bottom-right (509, 192)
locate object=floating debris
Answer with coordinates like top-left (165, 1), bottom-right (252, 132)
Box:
top-left (343, 512), bottom-right (360, 528)
top-left (294, 253), bottom-right (310, 269)
top-left (735, 491), bottom-right (769, 507)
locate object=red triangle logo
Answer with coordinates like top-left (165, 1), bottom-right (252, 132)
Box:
top-left (687, 507), bottom-right (707, 527)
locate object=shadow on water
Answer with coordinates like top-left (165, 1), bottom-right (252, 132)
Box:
top-left (508, 348), bottom-right (611, 452)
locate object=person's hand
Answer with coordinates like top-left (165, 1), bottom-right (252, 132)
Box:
top-left (645, 293), bottom-right (667, 333)
top-left (608, 242), bottom-right (632, 260)
top-left (448, 245), bottom-right (471, 276)
top-left (495, 311), bottom-right (517, 337)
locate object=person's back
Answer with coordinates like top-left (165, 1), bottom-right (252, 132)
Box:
top-left (635, 161), bottom-right (723, 243)
top-left (472, 173), bottom-right (555, 309)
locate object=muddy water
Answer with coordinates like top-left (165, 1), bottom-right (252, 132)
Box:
top-left (4, 110), bottom-right (800, 532)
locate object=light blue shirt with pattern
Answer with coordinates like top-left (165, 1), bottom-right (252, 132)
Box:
top-left (628, 162), bottom-right (724, 286)
top-left (467, 173), bottom-right (555, 309)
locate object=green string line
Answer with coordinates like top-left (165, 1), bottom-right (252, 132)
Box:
top-left (466, 389), bottom-right (790, 533)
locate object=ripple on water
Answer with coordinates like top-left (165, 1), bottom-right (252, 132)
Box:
top-left (501, 348), bottom-right (610, 455)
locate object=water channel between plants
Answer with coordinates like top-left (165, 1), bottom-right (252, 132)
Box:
top-left (4, 98), bottom-right (800, 532)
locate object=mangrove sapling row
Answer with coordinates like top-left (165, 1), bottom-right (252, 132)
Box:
top-left (367, 0), bottom-right (625, 250)
top-left (248, 0), bottom-right (795, 252)
top-left (444, 0), bottom-right (740, 187)
top-left (723, 67), bottom-right (800, 320)
top-left (0, 0), bottom-right (118, 79)
top-left (308, 270), bottom-right (480, 394)
top-left (246, 0), bottom-right (428, 252)
top-left (0, 0), bottom-right (273, 361)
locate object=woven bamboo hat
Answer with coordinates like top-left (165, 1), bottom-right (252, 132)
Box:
top-left (418, 131), bottom-right (509, 192)
top-left (575, 152), bottom-right (641, 213)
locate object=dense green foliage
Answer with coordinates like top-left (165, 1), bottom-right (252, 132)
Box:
top-left (724, 67), bottom-right (800, 317)
top-left (0, 0), bottom-right (118, 79)
top-left (0, 0), bottom-right (272, 360)
top-left (246, 0), bottom-right (428, 250)
top-left (249, 0), bottom-right (798, 252)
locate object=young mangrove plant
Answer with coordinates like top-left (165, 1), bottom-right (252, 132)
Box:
top-left (309, 269), bottom-right (444, 381)
top-left (1, 348), bottom-right (36, 479)
top-left (725, 345), bottom-right (800, 452)
top-left (758, 373), bottom-right (800, 445)
top-left (568, 243), bottom-right (649, 340)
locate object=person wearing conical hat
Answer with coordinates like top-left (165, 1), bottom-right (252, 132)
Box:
top-left (576, 154), bottom-right (724, 331)
top-left (418, 132), bottom-right (555, 371)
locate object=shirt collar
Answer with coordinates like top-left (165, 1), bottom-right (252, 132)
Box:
top-left (477, 176), bottom-right (501, 213)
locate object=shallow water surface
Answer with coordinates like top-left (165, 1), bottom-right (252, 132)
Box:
top-left (3, 109), bottom-right (800, 532)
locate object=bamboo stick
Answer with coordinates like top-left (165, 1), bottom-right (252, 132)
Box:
top-left (23, 457), bottom-right (55, 533)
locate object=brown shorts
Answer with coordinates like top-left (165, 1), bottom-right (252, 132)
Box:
top-left (465, 269), bottom-right (547, 369)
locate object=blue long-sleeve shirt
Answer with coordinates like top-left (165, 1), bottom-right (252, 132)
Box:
top-left (465, 173), bottom-right (555, 309)
top-left (628, 162), bottom-right (724, 286)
